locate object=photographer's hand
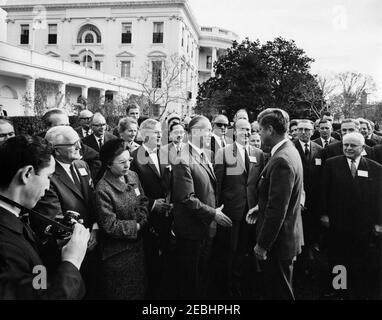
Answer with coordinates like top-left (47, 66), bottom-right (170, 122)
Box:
top-left (61, 223), bottom-right (90, 270)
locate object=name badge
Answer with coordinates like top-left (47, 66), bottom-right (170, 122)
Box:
top-left (357, 170), bottom-right (368, 178)
top-left (134, 188), bottom-right (141, 196)
top-left (78, 168), bottom-right (88, 176)
top-left (249, 156), bottom-right (257, 163)
top-left (315, 158), bottom-right (322, 166)
top-left (166, 165), bottom-right (172, 172)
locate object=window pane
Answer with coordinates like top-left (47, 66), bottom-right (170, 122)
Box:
top-left (49, 24), bottom-right (57, 34)
top-left (153, 22), bottom-right (163, 33)
top-left (20, 25), bottom-right (29, 44)
top-left (121, 61), bottom-right (131, 78)
top-left (122, 23), bottom-right (132, 33)
top-left (85, 33), bottom-right (94, 43)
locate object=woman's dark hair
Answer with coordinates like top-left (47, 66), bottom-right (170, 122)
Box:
top-left (96, 138), bottom-right (127, 184)
top-left (0, 135), bottom-right (53, 189)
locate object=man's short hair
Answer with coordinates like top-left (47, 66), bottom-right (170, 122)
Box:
top-left (0, 135), bottom-right (53, 189)
top-left (188, 115), bottom-right (209, 133)
top-left (45, 125), bottom-right (78, 146)
top-left (0, 118), bottom-right (14, 128)
top-left (79, 109), bottom-right (93, 119)
top-left (169, 121), bottom-right (184, 133)
top-left (126, 103), bottom-right (139, 115)
top-left (343, 132), bottom-right (365, 146)
top-left (289, 119), bottom-right (299, 130)
top-left (118, 117), bottom-right (138, 133)
top-left (319, 119), bottom-right (332, 126)
top-left (42, 108), bottom-right (67, 128)
top-left (213, 114), bottom-right (229, 124)
top-left (139, 118), bottom-right (159, 131)
top-left (258, 108), bottom-right (289, 135)
top-left (297, 119), bottom-right (314, 130)
top-left (341, 118), bottom-right (360, 129)
top-left (321, 111), bottom-right (332, 118)
top-left (92, 112), bottom-right (106, 124)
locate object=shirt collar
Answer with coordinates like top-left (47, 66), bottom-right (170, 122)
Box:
top-left (299, 139), bottom-right (310, 150)
top-left (56, 159), bottom-right (71, 172)
top-left (271, 138), bottom-right (289, 157)
top-left (321, 137), bottom-right (329, 144)
top-left (188, 141), bottom-right (203, 156)
top-left (142, 144), bottom-right (157, 154)
top-left (347, 156), bottom-right (361, 168)
top-left (0, 199), bottom-right (21, 218)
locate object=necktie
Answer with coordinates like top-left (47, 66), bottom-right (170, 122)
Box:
top-left (98, 137), bottom-right (103, 149)
top-left (324, 139), bottom-right (328, 148)
top-left (70, 164), bottom-right (82, 192)
top-left (350, 160), bottom-right (357, 178)
top-left (304, 143), bottom-right (309, 159)
top-left (221, 136), bottom-right (226, 148)
top-left (244, 147), bottom-right (250, 173)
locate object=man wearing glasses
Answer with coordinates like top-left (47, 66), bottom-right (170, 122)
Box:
top-left (82, 112), bottom-right (117, 152)
top-left (211, 114), bottom-right (232, 155)
top-left (33, 125), bottom-right (100, 299)
top-left (75, 109), bottom-right (94, 139)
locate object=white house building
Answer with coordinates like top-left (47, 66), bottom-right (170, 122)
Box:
top-left (0, 0), bottom-right (239, 116)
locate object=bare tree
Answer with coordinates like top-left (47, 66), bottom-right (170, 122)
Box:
top-left (317, 74), bottom-right (336, 109)
top-left (139, 53), bottom-right (187, 119)
top-left (333, 72), bottom-right (376, 117)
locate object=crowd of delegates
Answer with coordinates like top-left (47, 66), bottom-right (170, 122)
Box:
top-left (0, 105), bottom-right (382, 301)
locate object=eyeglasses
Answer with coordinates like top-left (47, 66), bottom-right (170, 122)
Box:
top-left (54, 139), bottom-right (81, 148)
top-left (93, 123), bottom-right (107, 127)
top-left (215, 123), bottom-right (228, 128)
top-left (112, 158), bottom-right (133, 165)
top-left (80, 117), bottom-right (92, 121)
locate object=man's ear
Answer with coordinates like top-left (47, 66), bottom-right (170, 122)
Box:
top-left (18, 165), bottom-right (34, 185)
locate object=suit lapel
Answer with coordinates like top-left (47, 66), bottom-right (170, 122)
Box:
top-left (189, 144), bottom-right (216, 182)
top-left (55, 162), bottom-right (85, 200)
top-left (233, 143), bottom-right (246, 174)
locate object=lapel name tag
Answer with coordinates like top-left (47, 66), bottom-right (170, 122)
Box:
top-left (78, 168), bottom-right (88, 176)
top-left (134, 188), bottom-right (141, 196)
top-left (357, 170), bottom-right (368, 178)
top-left (315, 158), bottom-right (322, 166)
top-left (249, 156), bottom-right (257, 163)
top-left (166, 165), bottom-right (172, 172)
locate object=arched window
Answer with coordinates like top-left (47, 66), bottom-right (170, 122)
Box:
top-left (77, 24), bottom-right (102, 43)
top-left (84, 33), bottom-right (94, 43)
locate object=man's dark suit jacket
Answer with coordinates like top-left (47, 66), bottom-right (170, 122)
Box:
top-left (172, 143), bottom-right (217, 240)
top-left (312, 137), bottom-right (338, 147)
top-left (33, 160), bottom-right (96, 230)
top-left (370, 133), bottom-right (382, 145)
top-left (75, 126), bottom-right (89, 139)
top-left (321, 156), bottom-right (382, 256)
top-left (256, 140), bottom-right (304, 260)
top-left (130, 145), bottom-right (171, 249)
top-left (210, 134), bottom-right (233, 159)
top-left (0, 207), bottom-right (84, 299)
top-left (82, 132), bottom-right (117, 153)
top-left (214, 143), bottom-right (264, 221)
top-left (322, 141), bottom-right (373, 161)
top-left (373, 144), bottom-right (382, 165)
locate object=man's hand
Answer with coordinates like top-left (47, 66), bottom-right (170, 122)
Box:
top-left (61, 223), bottom-right (90, 270)
top-left (214, 205), bottom-right (232, 227)
top-left (374, 224), bottom-right (382, 236)
top-left (154, 198), bottom-right (172, 214)
top-left (254, 244), bottom-right (267, 261)
top-left (87, 229), bottom-right (98, 251)
top-left (246, 205), bottom-right (259, 224)
top-left (320, 215), bottom-right (330, 228)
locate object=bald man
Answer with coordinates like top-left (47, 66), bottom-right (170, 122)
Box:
top-left (33, 126), bottom-right (99, 298)
top-left (321, 132), bottom-right (382, 299)
top-left (0, 119), bottom-right (15, 145)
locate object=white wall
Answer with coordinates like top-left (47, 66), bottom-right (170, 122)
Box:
top-left (0, 75), bottom-right (26, 116)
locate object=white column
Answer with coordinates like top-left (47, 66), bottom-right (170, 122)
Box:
top-left (57, 82), bottom-right (66, 109)
top-left (211, 47), bottom-right (217, 77)
top-left (25, 78), bottom-right (35, 115)
top-left (99, 89), bottom-right (106, 105)
top-left (81, 86), bottom-right (88, 100)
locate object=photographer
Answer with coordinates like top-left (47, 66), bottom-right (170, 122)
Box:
top-left (0, 135), bottom-right (89, 299)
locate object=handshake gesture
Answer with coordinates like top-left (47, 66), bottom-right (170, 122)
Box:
top-left (214, 205), bottom-right (232, 227)
top-left (245, 205), bottom-right (259, 225)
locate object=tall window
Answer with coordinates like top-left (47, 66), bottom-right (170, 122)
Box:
top-left (121, 61), bottom-right (131, 78)
top-left (153, 22), bottom-right (163, 43)
top-left (152, 60), bottom-right (162, 88)
top-left (83, 55), bottom-right (92, 68)
top-left (95, 61), bottom-right (101, 71)
top-left (77, 24), bottom-right (102, 43)
top-left (48, 24), bottom-right (57, 44)
top-left (181, 27), bottom-right (184, 47)
top-left (84, 33), bottom-right (94, 43)
top-left (20, 24), bottom-right (29, 44)
top-left (206, 56), bottom-right (212, 69)
top-left (121, 23), bottom-right (132, 44)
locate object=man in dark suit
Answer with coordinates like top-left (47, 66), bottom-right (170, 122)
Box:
top-left (214, 119), bottom-right (265, 298)
top-left (312, 119), bottom-right (339, 147)
top-left (172, 115), bottom-right (232, 299)
top-left (321, 132), bottom-right (382, 299)
top-left (322, 119), bottom-right (374, 161)
top-left (32, 126), bottom-right (99, 298)
top-left (294, 120), bottom-right (323, 277)
top-left (0, 135), bottom-right (89, 299)
top-left (373, 144), bottom-right (382, 165)
top-left (0, 119), bottom-right (15, 145)
top-left (246, 108), bottom-right (304, 300)
top-left (75, 109), bottom-right (93, 139)
top-left (130, 118), bottom-right (172, 299)
top-left (82, 112), bottom-right (117, 153)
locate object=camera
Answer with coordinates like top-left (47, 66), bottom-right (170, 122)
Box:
top-left (44, 210), bottom-right (83, 240)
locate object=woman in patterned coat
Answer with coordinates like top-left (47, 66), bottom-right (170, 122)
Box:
top-left (95, 139), bottom-right (148, 299)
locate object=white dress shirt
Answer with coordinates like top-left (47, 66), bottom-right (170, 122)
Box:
top-left (56, 160), bottom-right (79, 184)
top-left (346, 156), bottom-right (361, 171)
top-left (142, 144), bottom-right (160, 174)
